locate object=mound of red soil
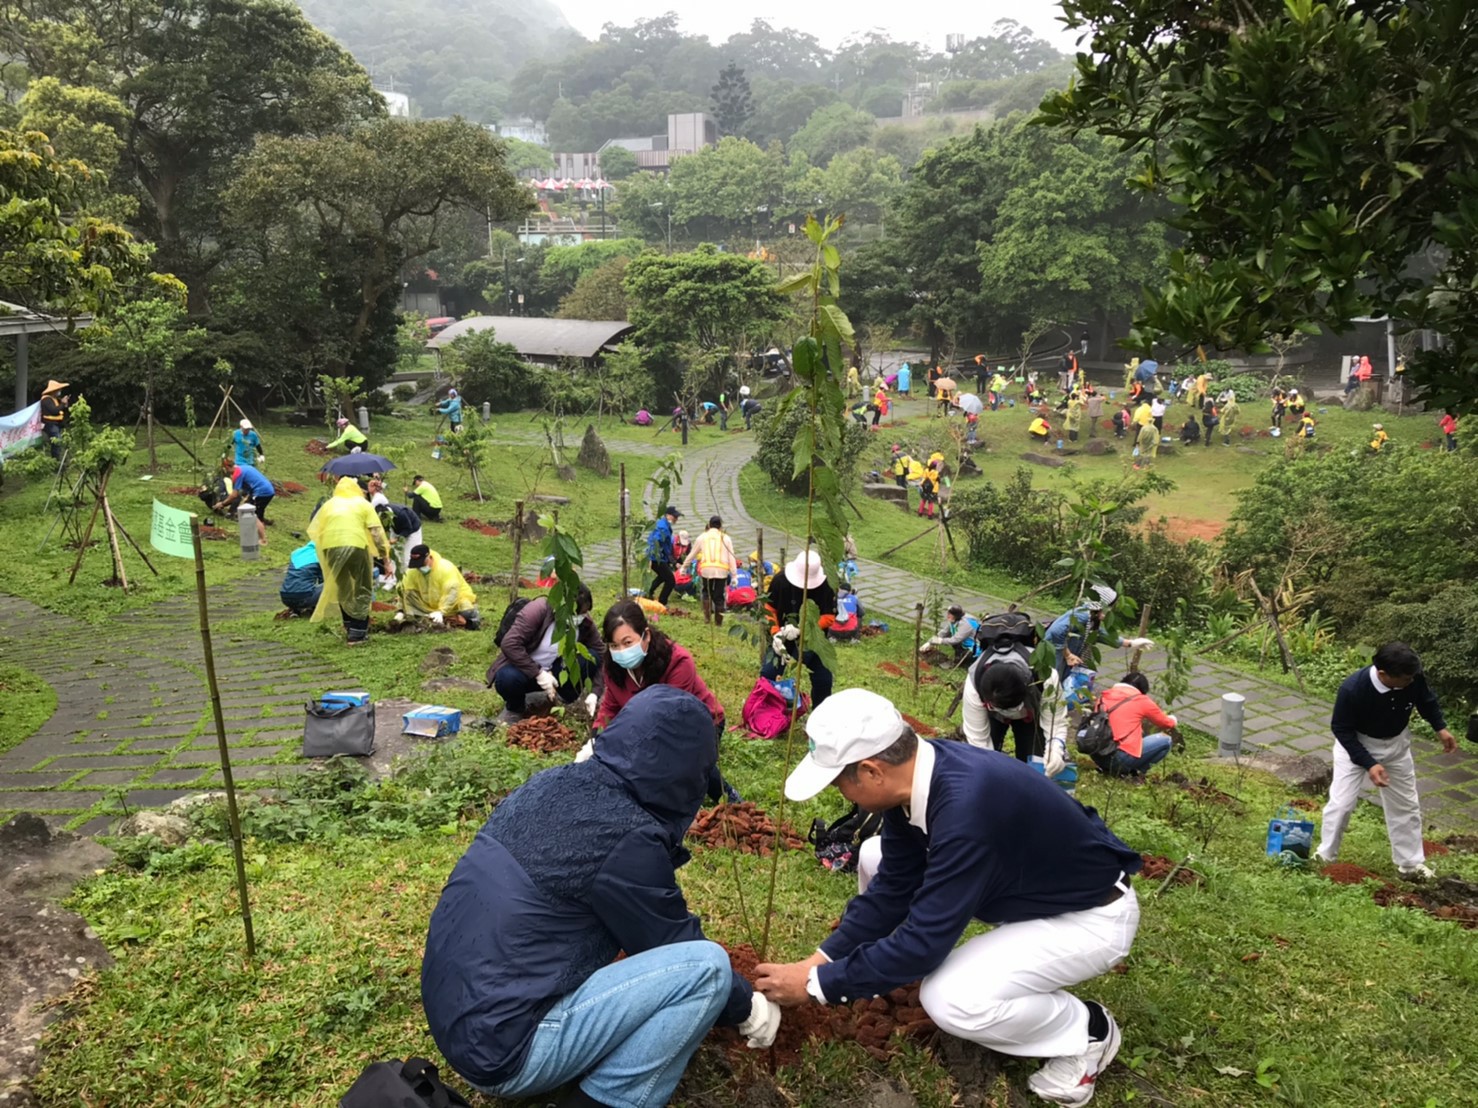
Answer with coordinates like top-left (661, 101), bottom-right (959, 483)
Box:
top-left (460, 519), bottom-right (503, 536)
top-left (198, 524), bottom-right (230, 541)
top-left (303, 440), bottom-right (332, 457)
top-left (1424, 839), bottom-right (1450, 856)
top-left (505, 716), bottom-right (579, 753)
top-left (1321, 863), bottom-right (1382, 886)
top-left (876, 661), bottom-right (906, 677)
top-left (717, 944), bottom-right (935, 1067)
top-left (1288, 798), bottom-right (1319, 811)
top-left (1137, 854), bottom-right (1196, 887)
top-left (859, 625), bottom-right (885, 638)
top-left (168, 485), bottom-right (201, 495)
top-left (371, 601), bottom-right (397, 612)
top-left (274, 480), bottom-right (307, 495)
top-left (687, 802), bottom-right (805, 855)
top-left (900, 712), bottom-right (937, 738)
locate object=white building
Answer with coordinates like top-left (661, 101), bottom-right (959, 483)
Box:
top-left (378, 89), bottom-right (411, 118)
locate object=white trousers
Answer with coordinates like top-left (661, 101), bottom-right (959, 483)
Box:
top-left (856, 837), bottom-right (1139, 1058)
top-left (1315, 730), bottom-right (1424, 870)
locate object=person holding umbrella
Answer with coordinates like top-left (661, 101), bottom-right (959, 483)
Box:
top-left (308, 475), bottom-right (393, 646)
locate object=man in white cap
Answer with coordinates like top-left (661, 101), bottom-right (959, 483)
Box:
top-left (755, 688), bottom-right (1142, 1106)
top-left (233, 418), bottom-right (263, 467)
top-left (761, 550), bottom-right (837, 705)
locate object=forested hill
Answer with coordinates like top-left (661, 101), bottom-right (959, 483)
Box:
top-left (294, 0), bottom-right (577, 122)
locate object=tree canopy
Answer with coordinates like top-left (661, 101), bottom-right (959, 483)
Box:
top-left (1043, 0), bottom-right (1478, 410)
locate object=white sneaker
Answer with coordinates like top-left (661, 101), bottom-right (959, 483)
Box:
top-left (1398, 863), bottom-right (1435, 881)
top-left (1027, 1009), bottom-right (1122, 1106)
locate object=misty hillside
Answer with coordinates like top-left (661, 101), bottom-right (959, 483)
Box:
top-left (295, 0), bottom-right (577, 123)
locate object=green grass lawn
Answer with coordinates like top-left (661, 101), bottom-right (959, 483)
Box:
top-left (0, 411), bottom-right (658, 622)
top-left (30, 614), bottom-right (1478, 1108)
top-left (0, 663), bottom-right (56, 755)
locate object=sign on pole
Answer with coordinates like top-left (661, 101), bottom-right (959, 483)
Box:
top-left (150, 498), bottom-right (196, 559)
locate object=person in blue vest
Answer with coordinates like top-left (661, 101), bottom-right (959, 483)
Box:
top-left (645, 505), bottom-right (680, 606)
top-left (421, 686), bottom-right (780, 1107)
top-left (436, 388), bottom-right (464, 433)
top-left (232, 419), bottom-right (263, 467)
top-left (213, 458), bottom-right (275, 546)
top-left (921, 605), bottom-right (980, 661)
top-left (755, 689), bottom-right (1141, 1107)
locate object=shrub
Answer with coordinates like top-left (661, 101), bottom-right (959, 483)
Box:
top-left (391, 383), bottom-right (417, 402)
top-left (1364, 584), bottom-right (1478, 712)
top-left (441, 328), bottom-right (545, 412)
top-left (950, 468), bottom-right (1068, 581)
top-left (752, 395), bottom-right (869, 497)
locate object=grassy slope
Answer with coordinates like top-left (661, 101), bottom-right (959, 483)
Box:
top-left (33, 614), bottom-right (1478, 1107)
top-left (0, 664), bottom-right (57, 755)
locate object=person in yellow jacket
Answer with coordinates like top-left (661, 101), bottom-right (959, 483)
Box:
top-left (406, 474), bottom-right (443, 522)
top-left (397, 545), bottom-right (481, 629)
top-left (906, 455), bottom-right (929, 482)
top-left (1134, 419), bottom-right (1159, 469)
top-left (1132, 400), bottom-right (1154, 428)
top-left (680, 515), bottom-right (740, 625)
top-left (1065, 392), bottom-right (1084, 441)
top-left (308, 476), bottom-right (392, 645)
top-left (890, 445), bottom-right (912, 489)
top-left (1028, 415), bottom-right (1052, 442)
top-left (326, 417), bottom-right (369, 453)
top-left (1369, 423), bottom-right (1390, 453)
top-left (846, 364), bottom-right (861, 397)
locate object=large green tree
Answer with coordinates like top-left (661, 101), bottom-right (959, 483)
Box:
top-left (1, 0), bottom-right (383, 311)
top-left (711, 62), bottom-right (753, 137)
top-left (1043, 0), bottom-right (1478, 411)
top-left (225, 117), bottom-right (530, 377)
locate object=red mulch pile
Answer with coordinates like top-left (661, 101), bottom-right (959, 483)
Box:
top-left (198, 523), bottom-right (230, 541)
top-left (900, 712), bottom-right (937, 738)
top-left (460, 519), bottom-right (503, 537)
top-left (1424, 839), bottom-right (1450, 856)
top-left (716, 944), bottom-right (935, 1066)
top-left (168, 485), bottom-right (201, 495)
top-left (505, 716), bottom-right (579, 753)
top-left (303, 440), bottom-right (332, 457)
top-left (859, 625), bottom-right (885, 638)
top-left (274, 480), bottom-right (307, 495)
top-left (371, 601), bottom-right (397, 612)
top-left (1288, 798), bottom-right (1319, 811)
top-left (1319, 862), bottom-right (1478, 928)
top-left (1321, 863), bottom-right (1382, 886)
top-left (876, 661), bottom-right (906, 677)
top-left (687, 802), bottom-right (805, 855)
top-left (1137, 854), bottom-right (1196, 887)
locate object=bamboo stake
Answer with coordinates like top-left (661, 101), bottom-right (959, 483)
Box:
top-left (619, 463), bottom-right (629, 595)
top-left (913, 603), bottom-right (926, 693)
top-left (510, 499), bottom-right (524, 605)
top-left (1129, 603), bottom-right (1153, 673)
top-left (68, 469), bottom-right (111, 584)
top-left (102, 495), bottom-right (129, 590)
top-left (190, 516), bottom-right (255, 960)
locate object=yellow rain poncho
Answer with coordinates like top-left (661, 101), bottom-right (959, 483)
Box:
top-left (399, 551), bottom-right (478, 617)
top-left (308, 477), bottom-right (389, 623)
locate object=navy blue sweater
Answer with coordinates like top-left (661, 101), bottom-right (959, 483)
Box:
top-left (816, 741), bottom-right (1141, 1003)
top-left (1331, 667), bottom-right (1447, 769)
top-left (420, 686), bottom-right (752, 1088)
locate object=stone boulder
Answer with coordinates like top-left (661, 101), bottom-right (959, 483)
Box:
top-left (115, 810), bottom-right (192, 846)
top-left (1210, 750), bottom-right (1333, 794)
top-left (862, 483), bottom-right (909, 511)
top-left (1082, 439), bottom-right (1116, 456)
top-left (420, 646), bottom-right (458, 675)
top-left (576, 424), bottom-right (611, 478)
top-left (1021, 452), bottom-right (1066, 468)
top-left (422, 677), bottom-right (486, 695)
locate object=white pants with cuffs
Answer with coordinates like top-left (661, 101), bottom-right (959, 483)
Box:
top-left (1315, 729), bottom-right (1424, 871)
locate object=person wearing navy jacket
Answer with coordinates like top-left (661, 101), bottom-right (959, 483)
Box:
top-left (757, 688), bottom-right (1141, 1107)
top-left (420, 685), bottom-right (779, 1108)
top-left (1314, 642), bottom-right (1458, 880)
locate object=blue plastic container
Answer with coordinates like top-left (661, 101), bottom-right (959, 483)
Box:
top-left (319, 690), bottom-right (370, 711)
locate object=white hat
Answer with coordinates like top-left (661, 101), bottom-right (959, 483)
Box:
top-left (1372, 423), bottom-right (1384, 430)
top-left (239, 418), bottom-right (252, 430)
top-left (677, 530), bottom-right (690, 544)
top-left (1084, 583), bottom-right (1118, 611)
top-left (740, 385), bottom-right (751, 397)
top-left (785, 688), bottom-right (908, 801)
top-left (784, 550), bottom-right (826, 590)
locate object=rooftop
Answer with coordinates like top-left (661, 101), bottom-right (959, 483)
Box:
top-left (428, 316), bottom-right (633, 360)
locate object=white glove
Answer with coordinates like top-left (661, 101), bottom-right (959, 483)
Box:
top-left (779, 624), bottom-right (801, 641)
top-left (381, 574), bottom-right (397, 592)
top-left (738, 992), bottom-right (782, 1049)
top-left (1123, 637), bottom-right (1155, 650)
top-left (430, 610), bottom-right (445, 626)
top-left (771, 634), bottom-right (788, 657)
top-left (392, 610), bottom-right (405, 624)
top-left (584, 693), bottom-right (598, 716)
top-left (536, 670), bottom-right (559, 697)
top-left (257, 454), bottom-right (264, 464)
top-left (574, 739), bottom-right (595, 763)
top-left (919, 641), bottom-right (935, 653)
top-left (1043, 740), bottom-right (1068, 778)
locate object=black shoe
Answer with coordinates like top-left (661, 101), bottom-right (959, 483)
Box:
top-left (559, 1085), bottom-right (613, 1108)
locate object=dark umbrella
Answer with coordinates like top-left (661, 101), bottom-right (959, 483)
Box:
top-left (320, 453), bottom-right (396, 477)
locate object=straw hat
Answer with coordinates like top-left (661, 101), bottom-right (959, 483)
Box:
top-left (42, 380), bottom-right (68, 394)
top-left (784, 550), bottom-right (827, 590)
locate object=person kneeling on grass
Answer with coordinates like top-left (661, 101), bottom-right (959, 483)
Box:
top-left (755, 689), bottom-right (1141, 1107)
top-left (396, 545), bottom-right (480, 631)
top-left (487, 585), bottom-right (606, 724)
top-left (422, 685), bottom-right (780, 1108)
top-left (1087, 672), bottom-right (1179, 777)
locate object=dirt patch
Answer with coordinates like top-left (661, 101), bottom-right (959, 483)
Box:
top-left (859, 625), bottom-right (886, 638)
top-left (167, 485), bottom-right (202, 495)
top-left (460, 519), bottom-right (503, 537)
top-left (273, 480), bottom-right (307, 495)
top-left (1319, 864), bottom-right (1478, 928)
top-left (877, 661), bottom-right (906, 677)
top-left (1424, 839), bottom-right (1450, 857)
top-left (717, 943), bottom-right (935, 1067)
top-left (1165, 771), bottom-right (1242, 809)
top-left (1150, 516), bottom-right (1225, 543)
top-left (505, 717), bottom-right (578, 754)
top-left (687, 803), bottom-right (805, 855)
top-left (1137, 854), bottom-right (1196, 887)
top-left (303, 439), bottom-right (332, 457)
top-left (198, 523), bottom-right (231, 541)
top-left (1288, 798), bottom-right (1319, 811)
top-left (371, 601), bottom-right (397, 612)
top-left (1320, 862), bottom-right (1383, 886)
top-left (1444, 835), bottom-right (1478, 853)
top-left (900, 712), bottom-right (938, 738)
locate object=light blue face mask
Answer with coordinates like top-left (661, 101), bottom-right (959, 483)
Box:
top-left (610, 641), bottom-right (647, 670)
top-left (418, 565), bottom-right (431, 575)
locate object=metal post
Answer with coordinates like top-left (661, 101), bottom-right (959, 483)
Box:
top-left (913, 603), bottom-right (926, 692)
top-left (356, 405), bottom-right (370, 433)
top-left (1219, 693), bottom-right (1246, 758)
top-left (13, 332), bottom-right (27, 413)
top-left (1385, 317), bottom-right (1397, 395)
top-left (237, 502), bottom-right (259, 561)
top-left (510, 499), bottom-right (524, 605)
top-left (481, 401), bottom-right (491, 422)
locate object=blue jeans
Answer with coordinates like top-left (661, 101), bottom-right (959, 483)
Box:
top-left (1101, 733), bottom-right (1173, 776)
top-left (477, 941), bottom-right (731, 1107)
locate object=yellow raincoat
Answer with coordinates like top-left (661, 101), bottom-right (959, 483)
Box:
top-left (399, 550), bottom-right (478, 617)
top-left (308, 477), bottom-right (389, 623)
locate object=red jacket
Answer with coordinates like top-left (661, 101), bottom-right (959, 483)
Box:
top-left (1440, 414), bottom-right (1458, 436)
top-left (595, 641), bottom-right (723, 732)
top-left (1097, 684), bottom-right (1177, 757)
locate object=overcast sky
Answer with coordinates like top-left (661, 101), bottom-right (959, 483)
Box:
top-left (553, 0), bottom-right (1085, 54)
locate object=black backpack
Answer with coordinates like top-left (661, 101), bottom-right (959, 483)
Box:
top-left (493, 597), bottom-right (531, 648)
top-left (340, 1058), bottom-right (471, 1108)
top-left (809, 804), bottom-right (883, 873)
top-left (975, 610), bottom-right (1040, 654)
top-left (1075, 693), bottom-right (1136, 757)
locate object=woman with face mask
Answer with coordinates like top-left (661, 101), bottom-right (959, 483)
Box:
top-left (582, 600), bottom-right (738, 802)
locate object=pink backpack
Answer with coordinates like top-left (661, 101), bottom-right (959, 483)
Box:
top-left (741, 677), bottom-right (809, 739)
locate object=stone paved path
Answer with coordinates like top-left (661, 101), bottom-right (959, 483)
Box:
top-left (3, 429), bottom-right (1473, 835)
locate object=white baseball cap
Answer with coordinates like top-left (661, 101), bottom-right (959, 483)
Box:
top-left (784, 688), bottom-right (908, 801)
top-left (239, 418), bottom-right (252, 430)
